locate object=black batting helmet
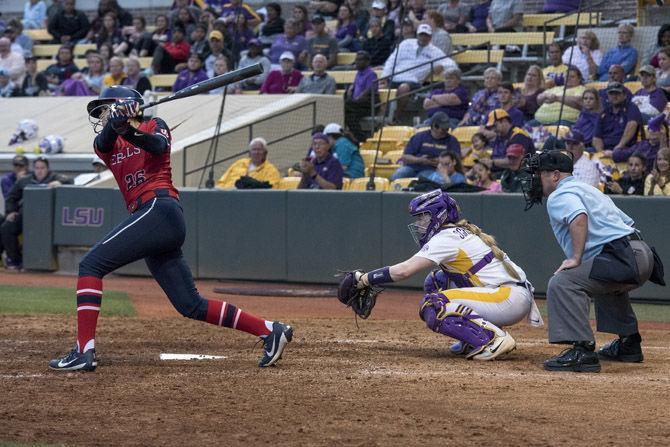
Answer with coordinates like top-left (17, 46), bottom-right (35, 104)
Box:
top-left (86, 85), bottom-right (143, 118)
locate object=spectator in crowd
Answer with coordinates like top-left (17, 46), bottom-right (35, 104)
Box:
top-left (208, 55), bottom-right (242, 94)
top-left (599, 64), bottom-right (632, 107)
top-left (645, 147), bottom-right (670, 195)
top-left (344, 50), bottom-right (379, 142)
top-left (306, 17), bottom-right (337, 68)
top-left (204, 30), bottom-right (233, 78)
top-left (347, 0), bottom-right (370, 37)
top-left (95, 12), bottom-right (123, 53)
top-left (400, 19), bottom-right (416, 41)
top-left (184, 24), bottom-right (211, 69)
top-left (437, 0), bottom-right (470, 33)
top-left (98, 43), bottom-right (113, 70)
top-left (486, 109), bottom-right (534, 169)
top-left (423, 67), bottom-right (469, 128)
top-left (499, 144), bottom-right (528, 192)
top-left (205, 0), bottom-right (226, 16)
top-left (562, 31), bottom-right (602, 82)
top-left (1, 155), bottom-right (29, 199)
top-left (85, 0), bottom-right (131, 45)
top-left (170, 0), bottom-right (201, 25)
top-left (220, 0), bottom-right (261, 35)
top-left (152, 25), bottom-right (190, 74)
top-left (2, 156), bottom-right (72, 271)
top-left (48, 0), bottom-right (90, 45)
top-left (197, 8), bottom-right (216, 35)
top-left (543, 43), bottom-right (568, 88)
top-left (102, 56), bottom-right (125, 87)
top-left (23, 0), bottom-right (47, 29)
top-left (324, 123), bottom-right (365, 178)
top-left (361, 17), bottom-right (393, 67)
top-left (656, 47), bottom-right (670, 98)
top-left (296, 54), bottom-right (336, 94)
top-left (496, 82), bottom-right (524, 127)
top-left (534, 66), bottom-right (585, 125)
top-left (598, 24), bottom-right (638, 81)
top-left (468, 0), bottom-right (491, 33)
top-left (115, 16), bottom-right (150, 57)
top-left (61, 51), bottom-right (104, 95)
top-left (563, 129), bottom-right (599, 187)
top-left (172, 7), bottom-right (197, 41)
top-left (44, 45), bottom-right (79, 87)
top-left (381, 24), bottom-right (455, 123)
top-left (20, 56), bottom-right (48, 96)
top-left (461, 132), bottom-right (491, 168)
top-left (5, 20), bottom-right (33, 59)
top-left (632, 65), bottom-right (667, 122)
top-left (367, 1), bottom-right (395, 41)
top-left (259, 3), bottom-right (285, 45)
top-left (74, 156), bottom-right (108, 185)
top-left (390, 112), bottom-right (460, 180)
top-left (486, 0), bottom-right (522, 33)
top-left (310, 0), bottom-right (342, 20)
top-left (138, 14), bottom-right (170, 58)
top-left (571, 88), bottom-right (601, 148)
top-left (46, 0), bottom-right (62, 22)
top-left (460, 67), bottom-right (502, 126)
top-left (472, 159), bottom-right (501, 192)
top-left (292, 5), bottom-right (313, 37)
top-left (230, 14), bottom-right (256, 55)
top-left (0, 68), bottom-right (20, 97)
top-left (269, 19), bottom-right (308, 67)
top-left (613, 113), bottom-right (667, 173)
top-left (426, 10), bottom-right (452, 56)
top-left (386, 0), bottom-right (405, 33)
top-left (336, 4), bottom-right (359, 52)
top-left (543, 0), bottom-right (579, 13)
top-left (644, 24), bottom-right (670, 68)
top-left (426, 150), bottom-right (466, 186)
top-left (593, 82), bottom-right (644, 154)
top-left (122, 56), bottom-right (152, 94)
top-left (238, 39), bottom-right (271, 89)
top-left (173, 53), bottom-right (207, 92)
top-left (517, 65), bottom-right (545, 121)
top-left (606, 152), bottom-right (646, 196)
top-left (407, 0), bottom-right (427, 27)
top-left (297, 132), bottom-right (344, 189)
top-left (216, 137), bottom-right (281, 189)
top-left (261, 51), bottom-right (303, 94)
top-left (0, 37), bottom-right (25, 84)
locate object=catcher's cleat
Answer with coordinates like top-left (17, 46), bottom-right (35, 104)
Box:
top-left (544, 342), bottom-right (601, 373)
top-left (49, 346), bottom-right (97, 372)
top-left (258, 321), bottom-right (293, 368)
top-left (598, 333), bottom-right (643, 363)
top-left (449, 341), bottom-right (474, 356)
top-left (466, 332), bottom-right (516, 361)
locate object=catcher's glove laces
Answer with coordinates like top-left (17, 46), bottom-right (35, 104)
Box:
top-left (336, 270), bottom-right (383, 328)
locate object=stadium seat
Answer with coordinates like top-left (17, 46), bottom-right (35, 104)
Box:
top-left (370, 164), bottom-right (399, 179)
top-left (451, 32), bottom-right (555, 47)
top-left (585, 81), bottom-right (608, 91)
top-left (359, 149), bottom-right (380, 166)
top-left (452, 50), bottom-right (504, 65)
top-left (389, 177), bottom-right (417, 191)
top-left (384, 149), bottom-right (404, 164)
top-left (522, 12), bottom-right (601, 28)
top-left (450, 126), bottom-right (479, 144)
top-left (336, 53), bottom-right (356, 66)
top-left (150, 74), bottom-right (178, 89)
top-left (342, 177), bottom-right (351, 190)
top-left (33, 43), bottom-right (96, 58)
top-left (624, 81), bottom-right (643, 94)
top-left (348, 177), bottom-right (390, 191)
top-left (373, 126), bottom-right (415, 141)
top-left (277, 176), bottom-right (302, 189)
top-left (25, 29), bottom-right (53, 42)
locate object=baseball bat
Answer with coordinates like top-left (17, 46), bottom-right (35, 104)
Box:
top-left (139, 62), bottom-right (264, 111)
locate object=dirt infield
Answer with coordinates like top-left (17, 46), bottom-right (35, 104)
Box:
top-left (1, 271), bottom-right (670, 446)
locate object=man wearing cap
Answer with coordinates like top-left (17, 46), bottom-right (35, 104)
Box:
top-left (324, 123), bottom-right (365, 178)
top-left (173, 53), bottom-right (208, 93)
top-left (361, 17), bottom-right (393, 67)
top-left (261, 51), bottom-right (303, 94)
top-left (389, 112), bottom-right (461, 181)
top-left (1, 155), bottom-right (29, 200)
top-left (238, 38), bottom-right (271, 89)
top-left (598, 24), bottom-right (638, 81)
top-left (593, 82), bottom-right (644, 155)
top-left (632, 65), bottom-right (667, 123)
top-left (486, 0), bottom-right (523, 33)
top-left (381, 23), bottom-right (456, 123)
top-left (216, 137), bottom-right (281, 189)
top-left (297, 133), bottom-right (344, 189)
top-left (485, 108), bottom-right (534, 169)
top-left (499, 144), bottom-right (528, 192)
top-left (307, 16), bottom-right (338, 68)
top-left (205, 30), bottom-right (234, 78)
top-left (269, 19), bottom-right (308, 66)
top-left (563, 129), bottom-right (599, 187)
top-left (598, 65), bottom-right (633, 108)
top-left (366, 1), bottom-right (395, 42)
top-left (528, 150), bottom-right (657, 373)
top-left (296, 54), bottom-right (336, 94)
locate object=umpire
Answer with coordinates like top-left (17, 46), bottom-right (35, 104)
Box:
top-left (524, 151), bottom-right (663, 373)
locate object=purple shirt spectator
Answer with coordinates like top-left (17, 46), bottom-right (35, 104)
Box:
top-left (352, 67), bottom-right (377, 100)
top-left (613, 140), bottom-right (659, 173)
top-left (572, 109), bottom-right (599, 146)
top-left (172, 68), bottom-right (208, 92)
top-left (470, 1), bottom-right (491, 32)
top-left (268, 34), bottom-right (307, 64)
top-left (1, 172), bottom-right (17, 199)
top-left (543, 0), bottom-right (579, 13)
top-left (633, 88), bottom-right (667, 117)
top-left (336, 23), bottom-right (357, 41)
top-left (598, 86), bottom-right (633, 109)
top-left (426, 86), bottom-right (469, 121)
top-left (594, 103), bottom-right (644, 150)
top-left (260, 69), bottom-right (303, 94)
top-left (464, 88), bottom-right (500, 126)
top-left (402, 130), bottom-right (461, 172)
top-left (304, 153), bottom-right (344, 189)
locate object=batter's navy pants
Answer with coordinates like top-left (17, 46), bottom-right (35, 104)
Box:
top-left (79, 196), bottom-right (208, 320)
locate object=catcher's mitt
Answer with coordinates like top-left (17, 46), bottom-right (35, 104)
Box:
top-left (337, 271), bottom-right (382, 319)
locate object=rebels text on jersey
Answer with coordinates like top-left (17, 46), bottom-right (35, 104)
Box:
top-left (95, 118), bottom-right (179, 210)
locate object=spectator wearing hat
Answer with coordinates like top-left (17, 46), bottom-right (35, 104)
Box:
top-left (563, 129), bottom-right (599, 187)
top-left (238, 39), bottom-right (271, 89)
top-left (632, 65), bottom-right (667, 123)
top-left (296, 54), bottom-right (337, 94)
top-left (324, 122), bottom-right (365, 178)
top-left (499, 144), bottom-right (528, 192)
top-left (297, 133), bottom-right (344, 189)
top-left (205, 30), bottom-right (233, 78)
top-left (344, 51), bottom-right (379, 142)
top-left (361, 17), bottom-right (393, 67)
top-left (261, 51), bottom-right (303, 94)
top-left (381, 23), bottom-right (456, 123)
top-left (606, 152), bottom-right (646, 196)
top-left (152, 25), bottom-right (190, 74)
top-left (306, 16), bottom-right (338, 68)
top-left (613, 113), bottom-right (667, 173)
top-left (216, 137), bottom-right (281, 189)
top-left (47, 0), bottom-right (90, 45)
top-left (485, 109), bottom-right (534, 169)
top-left (269, 19), bottom-right (308, 67)
top-left (598, 65), bottom-right (633, 108)
top-left (22, 0), bottom-right (47, 30)
top-left (486, 0), bottom-right (522, 33)
top-left (593, 82), bottom-right (644, 155)
top-left (0, 37), bottom-right (25, 84)
top-left (1, 155), bottom-right (29, 199)
top-left (173, 53), bottom-right (208, 92)
top-left (74, 156), bottom-right (109, 186)
top-left (423, 67), bottom-right (469, 128)
top-left (389, 112), bottom-right (461, 181)
top-left (598, 24), bottom-right (638, 81)
top-left (0, 68), bottom-right (20, 97)
top-left (365, 1), bottom-right (395, 42)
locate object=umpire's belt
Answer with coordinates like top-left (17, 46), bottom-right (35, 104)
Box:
top-left (128, 188), bottom-right (179, 213)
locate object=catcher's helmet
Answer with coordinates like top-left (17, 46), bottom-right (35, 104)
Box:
top-left (39, 135), bottom-right (65, 154)
top-left (87, 85), bottom-right (143, 118)
top-left (408, 189), bottom-right (460, 247)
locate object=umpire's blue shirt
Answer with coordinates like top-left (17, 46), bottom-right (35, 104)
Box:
top-left (547, 176), bottom-right (635, 261)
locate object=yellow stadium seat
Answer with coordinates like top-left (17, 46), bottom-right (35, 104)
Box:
top-left (150, 74), bottom-right (178, 89)
top-left (383, 149), bottom-right (404, 164)
top-left (585, 82), bottom-right (608, 91)
top-left (33, 43), bottom-right (97, 58)
top-left (277, 176), bottom-right (302, 189)
top-left (522, 12), bottom-right (601, 27)
top-left (624, 81), bottom-right (642, 94)
top-left (389, 177), bottom-right (417, 191)
top-left (360, 140), bottom-right (404, 153)
top-left (348, 177), bottom-right (390, 191)
top-left (545, 125), bottom-right (571, 139)
top-left (452, 50), bottom-right (504, 65)
top-left (373, 126), bottom-right (415, 141)
top-left (25, 29), bottom-right (53, 41)
top-left (450, 126), bottom-right (480, 144)
top-left (359, 149), bottom-right (380, 166)
top-left (336, 52), bottom-right (356, 65)
top-left (512, 82), bottom-right (523, 90)
top-left (342, 177), bottom-right (351, 190)
top-left (451, 32), bottom-right (554, 47)
top-left (371, 164), bottom-right (399, 179)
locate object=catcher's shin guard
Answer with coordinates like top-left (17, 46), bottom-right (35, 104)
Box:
top-left (419, 293), bottom-right (495, 349)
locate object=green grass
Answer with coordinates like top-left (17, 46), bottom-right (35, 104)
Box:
top-left (0, 285), bottom-right (135, 317)
top-left (535, 300), bottom-right (670, 323)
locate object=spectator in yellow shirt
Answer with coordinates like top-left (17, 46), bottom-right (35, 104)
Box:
top-left (216, 137), bottom-right (282, 188)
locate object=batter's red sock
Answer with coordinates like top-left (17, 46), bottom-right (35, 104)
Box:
top-left (205, 299), bottom-right (272, 337)
top-left (76, 276), bottom-right (102, 353)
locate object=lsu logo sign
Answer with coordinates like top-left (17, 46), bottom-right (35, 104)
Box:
top-left (62, 207), bottom-right (104, 227)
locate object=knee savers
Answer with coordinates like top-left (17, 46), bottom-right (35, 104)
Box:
top-left (424, 269), bottom-right (448, 294)
top-left (419, 293), bottom-right (493, 348)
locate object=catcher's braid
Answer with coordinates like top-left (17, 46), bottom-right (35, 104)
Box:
top-left (454, 220), bottom-right (521, 281)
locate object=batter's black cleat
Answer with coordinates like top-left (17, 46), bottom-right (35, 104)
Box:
top-left (544, 342), bottom-right (601, 373)
top-left (49, 346), bottom-right (97, 372)
top-left (598, 333), bottom-right (644, 363)
top-left (258, 322), bottom-right (293, 368)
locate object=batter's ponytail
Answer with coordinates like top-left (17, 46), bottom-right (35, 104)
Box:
top-left (454, 220), bottom-right (521, 281)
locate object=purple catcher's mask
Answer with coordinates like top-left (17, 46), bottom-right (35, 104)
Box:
top-left (408, 189), bottom-right (460, 247)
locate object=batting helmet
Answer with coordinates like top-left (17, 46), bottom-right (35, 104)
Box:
top-left (87, 85), bottom-right (143, 118)
top-left (408, 189), bottom-right (460, 247)
top-left (38, 135), bottom-right (64, 154)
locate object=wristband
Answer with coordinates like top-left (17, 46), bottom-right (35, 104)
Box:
top-left (367, 266), bottom-right (393, 285)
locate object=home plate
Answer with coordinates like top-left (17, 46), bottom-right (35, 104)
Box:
top-left (160, 353), bottom-right (227, 361)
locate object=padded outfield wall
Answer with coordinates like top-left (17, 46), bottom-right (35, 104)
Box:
top-left (23, 187), bottom-right (670, 302)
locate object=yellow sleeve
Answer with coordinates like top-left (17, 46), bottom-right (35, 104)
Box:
top-left (216, 159), bottom-right (249, 189)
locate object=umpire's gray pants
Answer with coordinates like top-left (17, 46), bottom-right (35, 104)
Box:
top-left (547, 240), bottom-right (654, 344)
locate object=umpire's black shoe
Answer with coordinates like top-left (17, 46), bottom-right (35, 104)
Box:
top-left (544, 342), bottom-right (601, 373)
top-left (598, 332), bottom-right (644, 363)
top-left (49, 346), bottom-right (97, 372)
top-left (258, 322), bottom-right (293, 368)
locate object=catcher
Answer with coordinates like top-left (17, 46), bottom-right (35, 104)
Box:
top-left (338, 189), bottom-right (543, 360)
